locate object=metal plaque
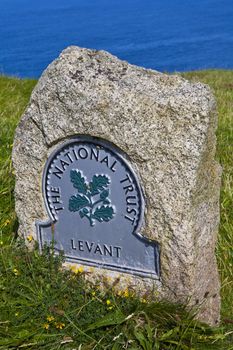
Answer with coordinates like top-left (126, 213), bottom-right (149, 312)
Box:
top-left (36, 136), bottom-right (160, 278)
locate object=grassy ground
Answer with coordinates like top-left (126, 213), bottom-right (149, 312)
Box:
top-left (0, 71), bottom-right (233, 349)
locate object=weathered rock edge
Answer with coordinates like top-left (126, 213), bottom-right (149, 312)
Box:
top-left (12, 46), bottom-right (221, 325)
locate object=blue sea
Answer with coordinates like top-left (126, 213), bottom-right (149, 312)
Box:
top-left (1, 0), bottom-right (233, 78)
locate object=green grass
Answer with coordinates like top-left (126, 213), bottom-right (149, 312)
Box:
top-left (0, 71), bottom-right (233, 349)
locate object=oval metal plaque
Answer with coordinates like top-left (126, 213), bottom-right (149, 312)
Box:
top-left (36, 136), bottom-right (160, 278)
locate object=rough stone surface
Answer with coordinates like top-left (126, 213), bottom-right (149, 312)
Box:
top-left (12, 46), bottom-right (221, 325)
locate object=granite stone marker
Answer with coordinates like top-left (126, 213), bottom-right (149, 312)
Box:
top-left (12, 46), bottom-right (221, 325)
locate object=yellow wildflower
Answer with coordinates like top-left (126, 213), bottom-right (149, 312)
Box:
top-left (106, 299), bottom-right (111, 306)
top-left (123, 289), bottom-right (129, 298)
top-left (70, 266), bottom-right (79, 274)
top-left (55, 322), bottom-right (65, 330)
top-left (3, 219), bottom-right (10, 227)
top-left (46, 315), bottom-right (55, 322)
top-left (0, 241), bottom-right (3, 246)
top-left (107, 306), bottom-right (113, 310)
top-left (141, 298), bottom-right (147, 303)
top-left (70, 265), bottom-right (84, 274)
top-left (13, 268), bottom-right (19, 276)
top-left (78, 266), bottom-right (84, 273)
top-left (27, 235), bottom-right (33, 242)
top-left (43, 323), bottom-right (50, 330)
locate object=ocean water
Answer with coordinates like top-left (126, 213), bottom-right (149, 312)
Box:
top-left (1, 0), bottom-right (233, 78)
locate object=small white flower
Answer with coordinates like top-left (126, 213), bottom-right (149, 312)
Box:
top-left (124, 313), bottom-right (134, 321)
top-left (113, 333), bottom-right (123, 341)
